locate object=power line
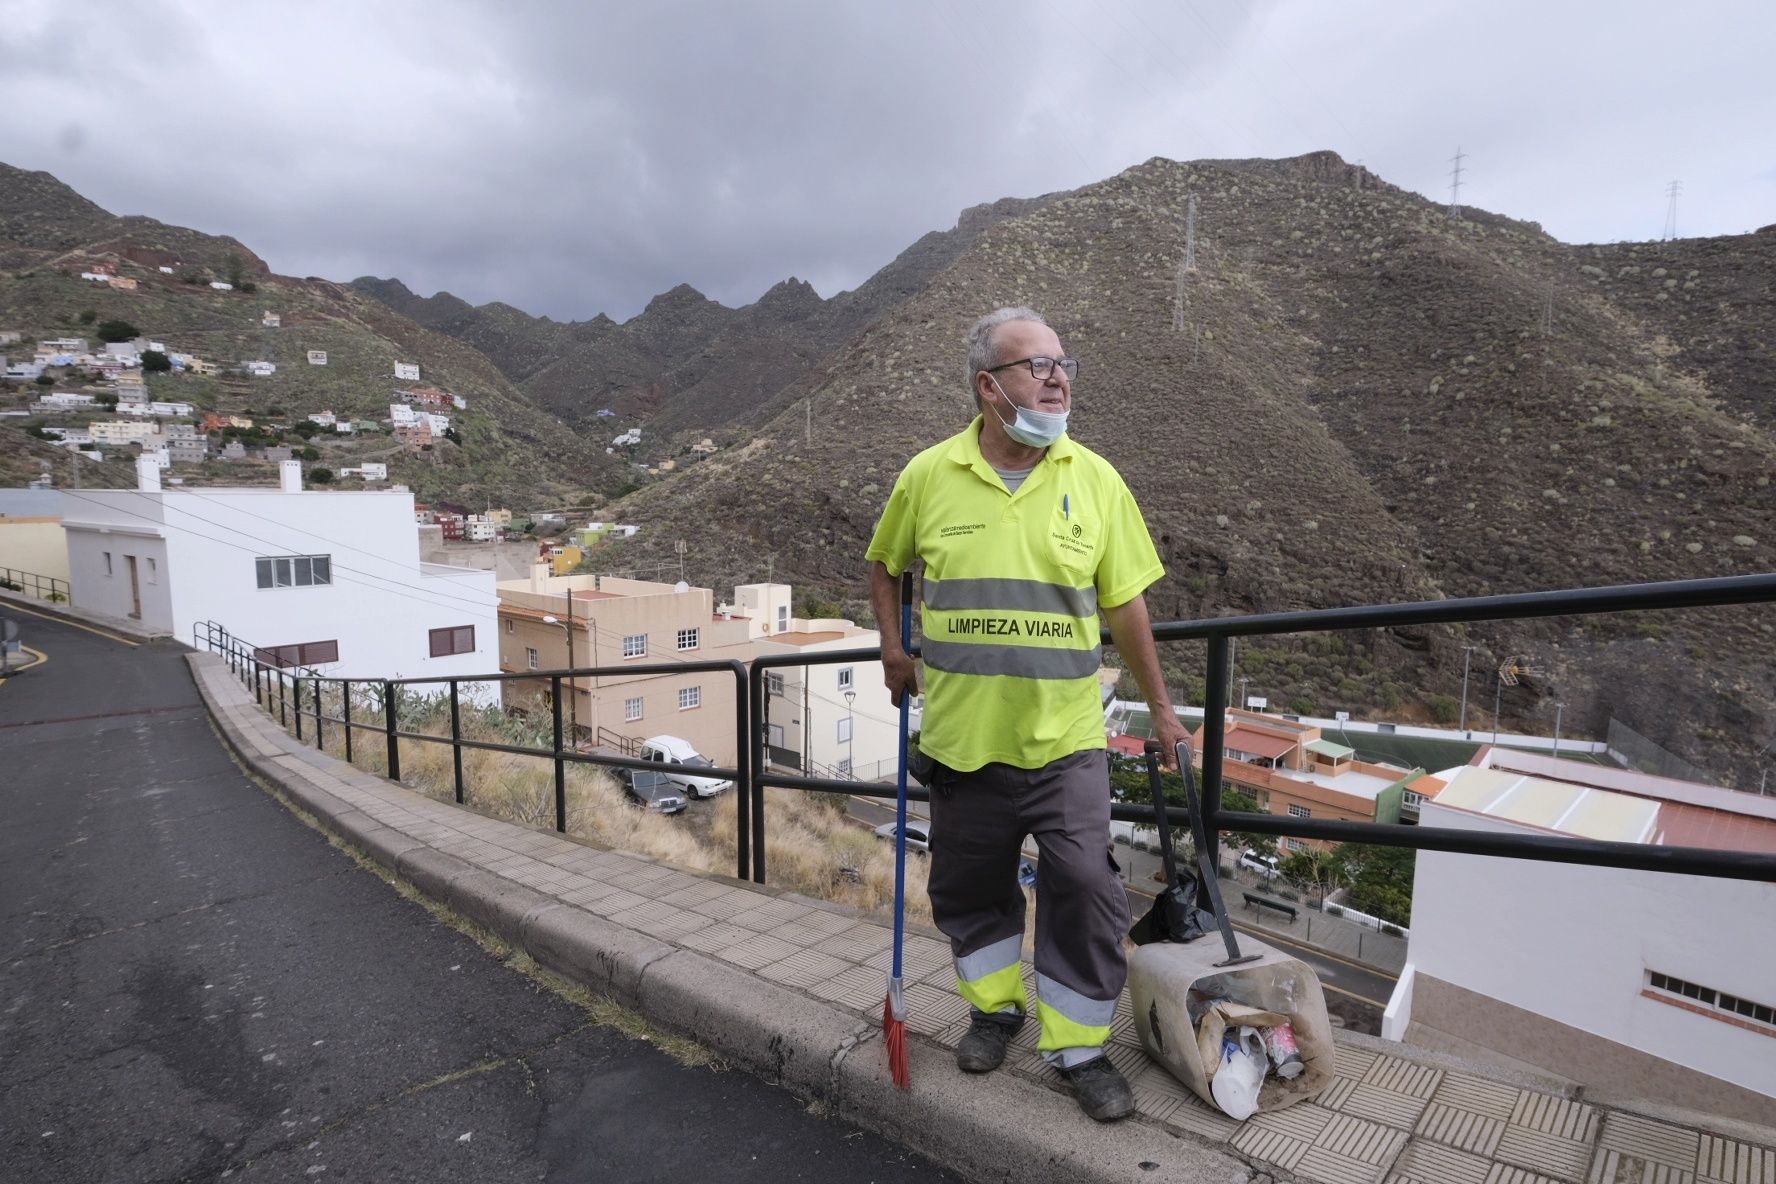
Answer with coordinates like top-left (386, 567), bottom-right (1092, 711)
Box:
top-left (1448, 146), bottom-right (1466, 219)
top-left (1662, 179), bottom-right (1682, 241)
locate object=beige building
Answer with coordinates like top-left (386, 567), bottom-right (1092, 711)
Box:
top-left (496, 572), bottom-right (894, 775)
top-left (0, 515), bottom-right (72, 588)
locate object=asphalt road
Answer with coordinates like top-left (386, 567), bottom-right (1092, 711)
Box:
top-left (0, 612), bottom-right (955, 1184)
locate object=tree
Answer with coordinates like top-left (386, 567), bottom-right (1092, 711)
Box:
top-left (141, 350), bottom-right (172, 373)
top-left (309, 467), bottom-right (335, 484)
top-left (77, 309), bottom-right (97, 325)
top-left (95, 319), bottom-right (139, 343)
top-left (292, 421), bottom-right (319, 439)
top-left (1334, 843), bottom-right (1416, 926)
top-left (226, 252), bottom-right (245, 288)
top-left (298, 446), bottom-right (320, 462)
top-left (1279, 848), bottom-right (1351, 904)
top-left (35, 373), bottom-right (55, 386)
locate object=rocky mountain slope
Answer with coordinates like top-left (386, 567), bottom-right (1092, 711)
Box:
top-left (592, 152), bottom-right (1776, 786)
top-left (0, 163), bottom-right (617, 506)
top-left (353, 194), bottom-right (1056, 447)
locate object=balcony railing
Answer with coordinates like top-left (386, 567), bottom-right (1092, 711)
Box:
top-left (0, 566), bottom-right (70, 603)
top-left (195, 572), bottom-right (1776, 892)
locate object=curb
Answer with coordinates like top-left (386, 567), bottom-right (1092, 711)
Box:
top-left (186, 653), bottom-right (1255, 1184)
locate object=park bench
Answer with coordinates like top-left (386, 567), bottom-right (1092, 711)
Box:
top-left (1241, 892), bottom-right (1297, 923)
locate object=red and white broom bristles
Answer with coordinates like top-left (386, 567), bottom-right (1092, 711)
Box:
top-left (884, 974), bottom-right (909, 1088)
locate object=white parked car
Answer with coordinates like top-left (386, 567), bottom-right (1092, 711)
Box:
top-left (874, 820), bottom-right (932, 853)
top-left (1238, 849), bottom-right (1280, 877)
top-left (639, 735), bottom-right (733, 798)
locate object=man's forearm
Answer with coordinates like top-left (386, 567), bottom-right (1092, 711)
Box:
top-left (1104, 594), bottom-right (1174, 717)
top-left (868, 561), bottom-right (904, 656)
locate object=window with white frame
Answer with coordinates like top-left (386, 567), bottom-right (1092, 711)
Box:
top-left (255, 554), bottom-right (332, 589)
top-left (622, 633), bottom-right (647, 658)
top-left (766, 672), bottom-right (785, 697)
top-left (836, 666), bottom-right (854, 690)
top-left (625, 696), bottom-right (644, 722)
top-left (836, 758), bottom-right (852, 776)
top-left (837, 717), bottom-right (853, 743)
top-left (678, 685), bottom-right (701, 710)
top-left (1287, 804), bottom-right (1311, 819)
top-left (777, 605), bottom-right (788, 632)
top-left (1647, 971), bottom-right (1775, 1029)
top-left (526, 646), bottom-right (539, 670)
top-left (1284, 837), bottom-right (1307, 852)
top-left (676, 627), bottom-right (699, 651)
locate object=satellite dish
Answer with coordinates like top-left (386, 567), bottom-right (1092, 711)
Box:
top-left (674, 580), bottom-right (689, 593)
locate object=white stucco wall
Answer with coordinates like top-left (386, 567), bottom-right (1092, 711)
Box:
top-left (50, 488), bottom-right (498, 693)
top-left (1406, 802), bottom-right (1776, 1099)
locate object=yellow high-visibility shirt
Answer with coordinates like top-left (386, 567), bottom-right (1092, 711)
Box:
top-left (866, 417), bottom-right (1163, 772)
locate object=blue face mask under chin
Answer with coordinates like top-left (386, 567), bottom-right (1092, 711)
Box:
top-left (987, 376), bottom-right (1069, 448)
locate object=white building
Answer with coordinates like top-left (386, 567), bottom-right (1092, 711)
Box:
top-left (307, 350), bottom-right (327, 365)
top-left (243, 360), bottom-right (276, 376)
top-left (1388, 747), bottom-right (1776, 1125)
top-left (308, 411), bottom-right (337, 427)
top-left (39, 338), bottom-right (87, 352)
top-left (0, 462), bottom-right (499, 694)
top-left (30, 392), bottom-right (98, 413)
top-left (5, 361), bottom-right (45, 380)
top-left (394, 362), bottom-right (420, 381)
top-left (211, 281), bottom-right (234, 291)
top-left (89, 420), bottom-right (159, 446)
top-left (463, 517), bottom-right (497, 542)
top-left (416, 411), bottom-right (450, 435)
top-left (340, 462), bottom-right (388, 481)
top-left (388, 403), bottom-right (416, 425)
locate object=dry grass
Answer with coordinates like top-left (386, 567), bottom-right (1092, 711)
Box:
top-left (300, 685), bottom-right (928, 925)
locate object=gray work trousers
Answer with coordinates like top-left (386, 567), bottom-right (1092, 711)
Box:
top-left (926, 749), bottom-right (1129, 1064)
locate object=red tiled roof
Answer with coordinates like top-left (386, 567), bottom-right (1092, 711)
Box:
top-left (1656, 801), bottom-right (1776, 855)
top-left (1210, 726), bottom-right (1298, 761)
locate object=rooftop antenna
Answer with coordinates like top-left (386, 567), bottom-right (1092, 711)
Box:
top-left (675, 538), bottom-right (687, 583)
top-left (1447, 147), bottom-right (1466, 219)
top-left (1662, 179), bottom-right (1682, 241)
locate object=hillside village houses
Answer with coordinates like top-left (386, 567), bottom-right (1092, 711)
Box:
top-left (1390, 746), bottom-right (1776, 1125)
top-left (497, 570), bottom-right (896, 775)
top-left (0, 461), bottom-right (499, 693)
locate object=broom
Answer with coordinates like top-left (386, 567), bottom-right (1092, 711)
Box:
top-left (883, 569), bottom-right (914, 1088)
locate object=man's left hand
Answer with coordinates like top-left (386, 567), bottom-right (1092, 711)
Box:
top-left (1152, 711), bottom-right (1192, 771)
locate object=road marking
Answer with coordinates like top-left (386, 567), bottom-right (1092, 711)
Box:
top-left (3, 602), bottom-right (142, 646)
top-left (0, 644), bottom-right (47, 688)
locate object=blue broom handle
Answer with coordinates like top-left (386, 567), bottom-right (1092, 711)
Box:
top-left (892, 569), bottom-right (913, 980)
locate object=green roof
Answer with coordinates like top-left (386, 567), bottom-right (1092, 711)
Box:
top-left (1305, 739), bottom-right (1355, 759)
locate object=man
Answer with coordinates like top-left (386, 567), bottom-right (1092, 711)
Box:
top-left (866, 307), bottom-right (1190, 1121)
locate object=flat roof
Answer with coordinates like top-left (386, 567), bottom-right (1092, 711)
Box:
top-left (1434, 767), bottom-right (1660, 844)
top-left (1288, 767), bottom-right (1399, 802)
top-left (766, 630), bottom-right (847, 647)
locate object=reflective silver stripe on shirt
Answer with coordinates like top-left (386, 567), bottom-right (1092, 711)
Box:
top-left (955, 934), bottom-right (1023, 984)
top-left (924, 577), bottom-right (1097, 618)
top-left (921, 638), bottom-right (1103, 681)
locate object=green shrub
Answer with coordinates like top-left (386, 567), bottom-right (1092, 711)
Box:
top-left (96, 319), bottom-right (139, 343)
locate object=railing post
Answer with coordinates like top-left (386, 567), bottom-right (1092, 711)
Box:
top-left (450, 680), bottom-right (465, 805)
top-left (384, 681), bottom-right (400, 781)
top-left (1200, 634), bottom-right (1231, 877)
top-left (739, 663), bottom-right (756, 881)
top-left (747, 665), bottom-right (765, 883)
top-left (255, 660), bottom-right (264, 707)
top-left (279, 671), bottom-right (288, 727)
top-left (313, 677), bottom-right (324, 751)
top-left (343, 680), bottom-right (353, 764)
top-left (294, 677), bottom-right (304, 741)
top-left (552, 675), bottom-right (566, 833)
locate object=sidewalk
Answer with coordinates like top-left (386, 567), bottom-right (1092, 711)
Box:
top-left (189, 652), bottom-right (1776, 1184)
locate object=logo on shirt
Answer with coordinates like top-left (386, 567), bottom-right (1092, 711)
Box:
top-left (940, 522), bottom-right (985, 538)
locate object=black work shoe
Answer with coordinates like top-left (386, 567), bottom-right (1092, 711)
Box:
top-left (1062, 1055), bottom-right (1135, 1122)
top-left (955, 1010), bottom-right (1024, 1073)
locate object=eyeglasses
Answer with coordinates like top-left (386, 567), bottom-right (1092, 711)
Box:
top-left (986, 355), bottom-right (1079, 381)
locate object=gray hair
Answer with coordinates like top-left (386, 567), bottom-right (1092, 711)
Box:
top-left (965, 306), bottom-right (1047, 409)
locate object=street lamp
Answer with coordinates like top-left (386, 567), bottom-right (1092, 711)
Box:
top-left (843, 689), bottom-right (856, 779)
top-left (541, 614), bottom-right (577, 744)
top-left (1458, 645), bottom-right (1474, 733)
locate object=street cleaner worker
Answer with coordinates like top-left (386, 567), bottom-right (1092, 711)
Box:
top-left (866, 306), bottom-right (1189, 1121)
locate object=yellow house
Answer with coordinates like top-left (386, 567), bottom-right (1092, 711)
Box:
top-left (545, 544), bottom-right (583, 576)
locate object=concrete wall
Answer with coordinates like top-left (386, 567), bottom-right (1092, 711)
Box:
top-left (1403, 801), bottom-right (1776, 1106)
top-left (55, 488), bottom-right (498, 689)
top-left (0, 517), bottom-right (72, 586)
top-left (66, 527), bottom-right (174, 630)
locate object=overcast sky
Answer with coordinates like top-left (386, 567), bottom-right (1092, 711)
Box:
top-left (3, 0), bottom-right (1770, 322)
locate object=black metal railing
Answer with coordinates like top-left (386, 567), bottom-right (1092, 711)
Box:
top-left (196, 573), bottom-right (1776, 894)
top-left (0, 566), bottom-right (70, 603)
top-left (193, 620), bottom-right (750, 868)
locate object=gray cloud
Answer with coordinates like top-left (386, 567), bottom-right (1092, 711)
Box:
top-left (2, 0), bottom-right (1770, 321)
